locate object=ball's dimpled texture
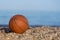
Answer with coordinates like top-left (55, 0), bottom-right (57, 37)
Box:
top-left (9, 14), bottom-right (29, 34)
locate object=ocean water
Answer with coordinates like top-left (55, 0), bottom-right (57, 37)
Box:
top-left (0, 10), bottom-right (60, 26)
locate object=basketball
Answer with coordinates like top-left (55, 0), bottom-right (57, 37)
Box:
top-left (9, 14), bottom-right (29, 34)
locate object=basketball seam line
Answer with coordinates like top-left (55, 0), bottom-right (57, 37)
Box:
top-left (16, 18), bottom-right (29, 30)
top-left (16, 18), bottom-right (28, 25)
top-left (15, 15), bottom-right (28, 25)
top-left (9, 19), bottom-right (14, 32)
top-left (13, 18), bottom-right (24, 32)
top-left (15, 17), bottom-right (29, 28)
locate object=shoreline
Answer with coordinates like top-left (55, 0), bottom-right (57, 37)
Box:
top-left (0, 25), bottom-right (60, 27)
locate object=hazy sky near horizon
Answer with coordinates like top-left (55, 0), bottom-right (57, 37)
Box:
top-left (0, 0), bottom-right (60, 25)
top-left (0, 0), bottom-right (60, 11)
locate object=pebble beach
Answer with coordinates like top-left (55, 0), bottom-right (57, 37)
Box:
top-left (0, 26), bottom-right (60, 40)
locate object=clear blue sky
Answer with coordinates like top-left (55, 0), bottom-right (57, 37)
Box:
top-left (0, 0), bottom-right (60, 11)
top-left (0, 0), bottom-right (60, 25)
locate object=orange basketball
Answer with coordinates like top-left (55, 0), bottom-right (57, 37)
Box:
top-left (9, 14), bottom-right (29, 34)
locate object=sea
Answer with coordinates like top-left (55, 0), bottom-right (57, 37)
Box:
top-left (0, 10), bottom-right (60, 27)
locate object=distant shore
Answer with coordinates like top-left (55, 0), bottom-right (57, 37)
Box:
top-left (0, 24), bottom-right (60, 28)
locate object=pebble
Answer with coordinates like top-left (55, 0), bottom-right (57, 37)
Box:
top-left (0, 26), bottom-right (60, 40)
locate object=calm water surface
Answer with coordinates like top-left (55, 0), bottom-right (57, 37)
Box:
top-left (0, 10), bottom-right (60, 26)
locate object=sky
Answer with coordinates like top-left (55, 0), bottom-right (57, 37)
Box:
top-left (0, 0), bottom-right (60, 25)
top-left (0, 0), bottom-right (60, 11)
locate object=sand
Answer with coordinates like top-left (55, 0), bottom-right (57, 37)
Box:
top-left (0, 26), bottom-right (60, 40)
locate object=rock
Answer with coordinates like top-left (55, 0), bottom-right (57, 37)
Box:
top-left (0, 26), bottom-right (60, 40)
